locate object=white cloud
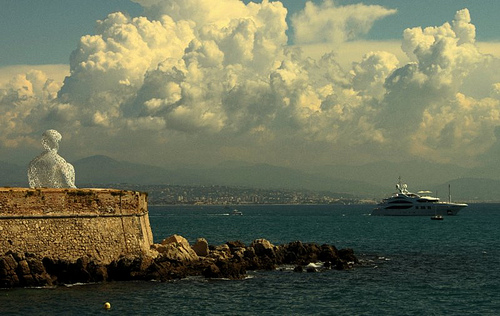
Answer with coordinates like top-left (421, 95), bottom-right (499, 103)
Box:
top-left (410, 93), bottom-right (500, 163)
top-left (291, 0), bottom-right (396, 45)
top-left (350, 51), bottom-right (399, 100)
top-left (376, 9), bottom-right (500, 164)
top-left (296, 40), bottom-right (408, 70)
top-left (0, 70), bottom-right (61, 149)
top-left (133, 0), bottom-right (249, 26)
top-left (0, 64), bottom-right (68, 87)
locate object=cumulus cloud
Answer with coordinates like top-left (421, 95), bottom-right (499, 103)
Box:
top-left (291, 0), bottom-right (396, 45)
top-left (0, 70), bottom-right (62, 149)
top-left (350, 51), bottom-right (399, 100)
top-left (2, 2), bottom-right (500, 170)
top-left (377, 8), bottom-right (500, 163)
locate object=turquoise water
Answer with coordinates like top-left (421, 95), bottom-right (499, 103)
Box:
top-left (1, 204), bottom-right (499, 315)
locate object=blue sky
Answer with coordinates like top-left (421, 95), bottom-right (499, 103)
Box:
top-left (2, 0), bottom-right (499, 66)
top-left (1, 0), bottom-right (142, 66)
top-left (1, 0), bottom-right (500, 177)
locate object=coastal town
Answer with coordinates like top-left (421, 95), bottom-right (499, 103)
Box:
top-left (99, 184), bottom-right (374, 205)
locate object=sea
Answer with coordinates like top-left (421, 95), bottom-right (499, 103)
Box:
top-left (1, 203), bottom-right (499, 315)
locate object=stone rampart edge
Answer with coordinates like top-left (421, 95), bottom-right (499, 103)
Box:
top-left (0, 212), bottom-right (148, 220)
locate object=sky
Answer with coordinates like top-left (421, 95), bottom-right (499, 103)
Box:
top-left (2, 0), bottom-right (500, 173)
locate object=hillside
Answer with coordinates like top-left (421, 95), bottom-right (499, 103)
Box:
top-left (1, 156), bottom-right (499, 201)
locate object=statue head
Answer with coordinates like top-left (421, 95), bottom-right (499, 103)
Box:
top-left (41, 129), bottom-right (62, 152)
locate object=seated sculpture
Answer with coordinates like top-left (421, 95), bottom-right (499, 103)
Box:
top-left (28, 129), bottom-right (77, 188)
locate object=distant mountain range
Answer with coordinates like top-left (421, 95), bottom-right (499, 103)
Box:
top-left (72, 155), bottom-right (383, 196)
top-left (2, 155), bottom-right (500, 201)
top-left (0, 161), bottom-right (27, 187)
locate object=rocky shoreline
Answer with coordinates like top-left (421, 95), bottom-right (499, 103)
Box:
top-left (0, 235), bottom-right (358, 288)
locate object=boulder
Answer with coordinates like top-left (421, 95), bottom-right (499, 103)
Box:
top-left (27, 257), bottom-right (46, 275)
top-left (192, 238), bottom-right (209, 257)
top-left (16, 260), bottom-right (31, 276)
top-left (161, 234), bottom-right (190, 248)
top-left (207, 244), bottom-right (232, 261)
top-left (226, 240), bottom-right (246, 250)
top-left (226, 241), bottom-right (246, 260)
top-left (282, 241), bottom-right (306, 263)
top-left (0, 254), bottom-right (18, 273)
top-left (215, 244), bottom-right (231, 253)
top-left (144, 259), bottom-right (193, 280)
top-left (107, 255), bottom-right (146, 281)
top-left (338, 248), bottom-right (358, 264)
top-left (0, 254), bottom-right (20, 287)
top-left (202, 261), bottom-right (246, 279)
top-left (318, 244), bottom-right (339, 263)
top-left (202, 263), bottom-right (221, 278)
top-left (243, 247), bottom-right (256, 259)
top-left (250, 239), bottom-right (275, 257)
top-left (155, 235), bottom-right (199, 262)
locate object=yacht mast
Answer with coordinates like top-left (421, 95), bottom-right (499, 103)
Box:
top-left (448, 184), bottom-right (451, 203)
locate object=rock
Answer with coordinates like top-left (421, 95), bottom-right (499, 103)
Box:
top-left (85, 260), bottom-right (108, 282)
top-left (0, 254), bottom-right (18, 273)
top-left (202, 263), bottom-right (221, 278)
top-left (161, 234), bottom-right (190, 248)
top-left (226, 240), bottom-right (246, 250)
top-left (208, 244), bottom-right (232, 261)
top-left (156, 235), bottom-right (199, 262)
top-left (338, 248), bottom-right (358, 264)
top-left (304, 243), bottom-right (320, 262)
top-left (0, 254), bottom-right (20, 287)
top-left (318, 244), bottom-right (339, 263)
top-left (16, 260), bottom-right (31, 276)
top-left (157, 244), bottom-right (198, 262)
top-left (145, 259), bottom-right (193, 280)
top-left (282, 241), bottom-right (306, 263)
top-left (192, 238), bottom-right (209, 257)
top-left (217, 260), bottom-right (247, 279)
top-left (215, 244), bottom-right (231, 253)
top-left (107, 255), bottom-right (145, 281)
top-left (0, 238), bottom-right (358, 288)
top-left (250, 239), bottom-right (275, 258)
top-left (231, 248), bottom-right (246, 260)
top-left (202, 261), bottom-right (246, 279)
top-left (41, 257), bottom-right (93, 284)
top-left (0, 253), bottom-right (52, 287)
top-left (243, 247), bottom-right (256, 259)
top-left (20, 274), bottom-right (36, 286)
top-left (281, 242), bottom-right (323, 265)
top-left (226, 241), bottom-right (246, 260)
top-left (8, 251), bottom-right (25, 262)
top-left (27, 257), bottom-right (45, 275)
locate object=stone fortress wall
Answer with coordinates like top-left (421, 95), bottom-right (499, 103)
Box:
top-left (0, 188), bottom-right (153, 264)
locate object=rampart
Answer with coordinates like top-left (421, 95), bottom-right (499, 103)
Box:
top-left (0, 188), bottom-right (153, 264)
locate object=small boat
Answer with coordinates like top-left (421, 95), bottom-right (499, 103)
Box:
top-left (231, 209), bottom-right (243, 216)
top-left (431, 215), bottom-right (444, 220)
top-left (372, 177), bottom-right (467, 216)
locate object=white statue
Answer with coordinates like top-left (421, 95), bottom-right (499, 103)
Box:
top-left (28, 129), bottom-right (76, 188)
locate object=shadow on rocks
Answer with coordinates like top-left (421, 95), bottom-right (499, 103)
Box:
top-left (0, 236), bottom-right (358, 288)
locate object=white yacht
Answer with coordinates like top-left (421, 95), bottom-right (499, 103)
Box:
top-left (371, 178), bottom-right (467, 216)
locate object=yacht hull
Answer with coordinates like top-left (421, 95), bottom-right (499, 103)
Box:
top-left (371, 203), bottom-right (467, 216)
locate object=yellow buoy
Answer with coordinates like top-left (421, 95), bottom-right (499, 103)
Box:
top-left (104, 302), bottom-right (111, 310)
